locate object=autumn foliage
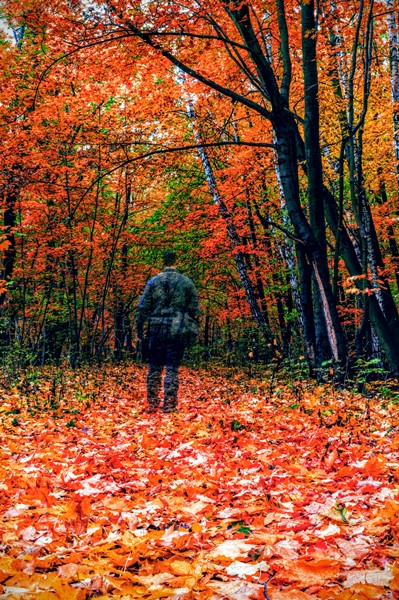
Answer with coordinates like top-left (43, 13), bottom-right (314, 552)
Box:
top-left (2, 3), bottom-right (399, 598)
top-left (0, 0), bottom-right (399, 376)
top-left (1, 365), bottom-right (399, 598)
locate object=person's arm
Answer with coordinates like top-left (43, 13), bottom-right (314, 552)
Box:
top-left (136, 281), bottom-right (153, 340)
top-left (186, 280), bottom-right (200, 323)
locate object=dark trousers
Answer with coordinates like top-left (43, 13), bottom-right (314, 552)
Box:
top-left (147, 333), bottom-right (185, 409)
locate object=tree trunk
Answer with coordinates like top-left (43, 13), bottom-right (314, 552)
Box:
top-left (186, 103), bottom-right (275, 348)
top-left (245, 192), bottom-right (269, 321)
top-left (273, 114), bottom-right (347, 367)
top-left (387, 0), bottom-right (399, 185)
top-left (301, 0), bottom-right (335, 368)
top-left (323, 186), bottom-right (399, 375)
top-left (0, 186), bottom-right (17, 307)
top-left (271, 149), bottom-right (315, 368)
top-left (227, 3), bottom-right (347, 369)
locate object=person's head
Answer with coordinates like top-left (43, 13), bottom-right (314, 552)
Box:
top-left (163, 250), bottom-right (177, 267)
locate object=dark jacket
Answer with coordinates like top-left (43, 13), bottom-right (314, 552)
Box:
top-left (136, 267), bottom-right (199, 340)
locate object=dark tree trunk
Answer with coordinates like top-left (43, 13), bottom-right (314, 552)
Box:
top-left (377, 178), bottom-right (399, 290)
top-left (228, 3), bottom-right (347, 369)
top-left (273, 115), bottom-right (347, 367)
top-left (323, 186), bottom-right (399, 375)
top-left (67, 250), bottom-right (80, 368)
top-left (114, 239), bottom-right (133, 361)
top-left (0, 187), bottom-right (17, 307)
top-left (302, 0), bottom-right (335, 368)
top-left (296, 243), bottom-right (316, 372)
top-left (245, 194), bottom-right (269, 320)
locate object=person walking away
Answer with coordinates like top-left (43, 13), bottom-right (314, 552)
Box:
top-left (136, 250), bottom-right (200, 413)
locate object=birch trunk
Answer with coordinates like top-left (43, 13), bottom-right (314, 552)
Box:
top-left (186, 104), bottom-right (274, 346)
top-left (387, 0), bottom-right (399, 184)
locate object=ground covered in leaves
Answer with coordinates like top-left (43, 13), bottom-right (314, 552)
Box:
top-left (0, 364), bottom-right (399, 599)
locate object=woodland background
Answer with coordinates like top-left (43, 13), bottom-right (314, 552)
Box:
top-left (2, 3), bottom-right (399, 599)
top-left (1, 0), bottom-right (399, 381)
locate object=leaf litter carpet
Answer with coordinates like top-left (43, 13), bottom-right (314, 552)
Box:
top-left (0, 365), bottom-right (398, 599)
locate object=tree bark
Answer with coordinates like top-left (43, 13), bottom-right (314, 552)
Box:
top-left (0, 186), bottom-right (17, 307)
top-left (387, 0), bottom-right (399, 185)
top-left (301, 0), bottom-right (333, 367)
top-left (186, 103), bottom-right (275, 348)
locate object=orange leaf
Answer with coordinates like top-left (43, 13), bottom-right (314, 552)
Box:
top-left (79, 497), bottom-right (92, 516)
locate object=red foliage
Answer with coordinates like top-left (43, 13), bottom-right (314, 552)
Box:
top-left (0, 366), bottom-right (398, 598)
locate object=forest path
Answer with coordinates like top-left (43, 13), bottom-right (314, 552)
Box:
top-left (0, 365), bottom-right (398, 599)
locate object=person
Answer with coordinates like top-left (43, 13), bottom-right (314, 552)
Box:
top-left (136, 250), bottom-right (200, 413)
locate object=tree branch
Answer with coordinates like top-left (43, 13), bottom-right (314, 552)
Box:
top-left (120, 18), bottom-right (273, 120)
top-left (71, 139), bottom-right (276, 217)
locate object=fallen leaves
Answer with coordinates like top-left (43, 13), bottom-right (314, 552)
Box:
top-left (343, 566), bottom-right (394, 588)
top-left (0, 364), bottom-right (398, 598)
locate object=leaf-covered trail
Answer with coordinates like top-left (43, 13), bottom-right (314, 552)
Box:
top-left (0, 365), bottom-right (398, 599)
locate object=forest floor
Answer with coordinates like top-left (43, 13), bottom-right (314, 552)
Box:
top-left (0, 363), bottom-right (398, 599)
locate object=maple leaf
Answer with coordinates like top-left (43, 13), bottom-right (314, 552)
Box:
top-left (0, 364), bottom-right (398, 599)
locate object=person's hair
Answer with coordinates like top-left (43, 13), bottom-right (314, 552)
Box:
top-left (163, 250), bottom-right (177, 267)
